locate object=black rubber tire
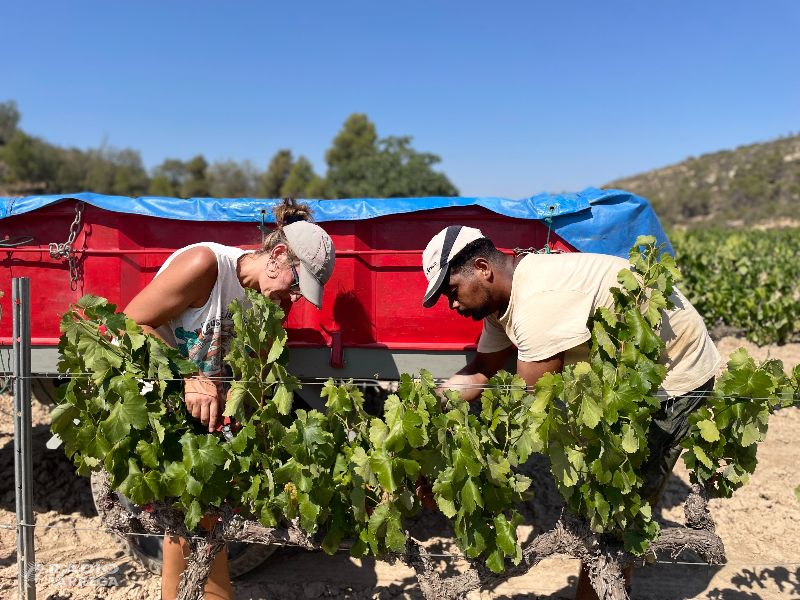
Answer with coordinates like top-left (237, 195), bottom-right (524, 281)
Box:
top-left (32, 377), bottom-right (63, 404)
top-left (90, 472), bottom-right (276, 578)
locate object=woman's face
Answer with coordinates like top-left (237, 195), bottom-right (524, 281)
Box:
top-left (258, 248), bottom-right (304, 315)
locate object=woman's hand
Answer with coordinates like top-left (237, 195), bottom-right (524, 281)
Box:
top-left (184, 374), bottom-right (224, 432)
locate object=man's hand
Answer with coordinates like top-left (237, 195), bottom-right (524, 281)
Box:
top-left (184, 374), bottom-right (224, 432)
top-left (439, 348), bottom-right (514, 403)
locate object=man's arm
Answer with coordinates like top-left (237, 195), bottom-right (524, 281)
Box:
top-left (516, 353), bottom-right (565, 390)
top-left (439, 347), bottom-right (515, 402)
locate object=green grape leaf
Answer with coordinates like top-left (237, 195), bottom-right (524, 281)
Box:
top-left (369, 419), bottom-right (389, 449)
top-left (593, 321), bottom-right (617, 358)
top-left (369, 451), bottom-right (397, 493)
top-left (550, 443), bottom-right (580, 488)
top-left (617, 269), bottom-right (640, 293)
top-left (266, 334), bottom-right (285, 364)
top-left (223, 382), bottom-right (247, 418)
top-left (135, 440), bottom-right (160, 469)
top-left (143, 470), bottom-right (164, 498)
top-left (181, 434), bottom-right (229, 482)
top-left (485, 548), bottom-right (506, 574)
top-left (184, 499), bottom-right (203, 530)
top-left (740, 422), bottom-right (764, 447)
top-left (493, 514), bottom-right (517, 556)
top-left (117, 459), bottom-right (153, 506)
top-left (621, 424), bottom-right (640, 454)
top-left (100, 395), bottom-right (148, 441)
top-left (460, 478), bottom-right (483, 514)
top-left (693, 445), bottom-right (713, 469)
top-left (298, 494), bottom-right (321, 533)
top-left (697, 419), bottom-right (720, 443)
top-left (272, 384), bottom-right (293, 415)
top-left (163, 462), bottom-right (188, 497)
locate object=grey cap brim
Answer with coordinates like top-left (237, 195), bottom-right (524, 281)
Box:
top-left (297, 262), bottom-right (324, 309)
top-left (422, 265), bottom-right (449, 308)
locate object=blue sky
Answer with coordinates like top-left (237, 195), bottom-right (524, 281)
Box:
top-left (3, 1), bottom-right (798, 197)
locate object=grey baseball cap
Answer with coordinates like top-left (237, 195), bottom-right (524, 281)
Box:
top-left (283, 221), bottom-right (335, 309)
top-left (422, 225), bottom-right (485, 308)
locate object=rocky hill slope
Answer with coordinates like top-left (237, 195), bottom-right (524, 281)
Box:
top-left (605, 134), bottom-right (800, 227)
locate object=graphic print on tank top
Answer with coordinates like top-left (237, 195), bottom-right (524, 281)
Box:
top-left (175, 316), bottom-right (235, 378)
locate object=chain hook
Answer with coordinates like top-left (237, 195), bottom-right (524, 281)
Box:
top-left (514, 204), bottom-right (559, 257)
top-left (49, 201), bottom-right (85, 290)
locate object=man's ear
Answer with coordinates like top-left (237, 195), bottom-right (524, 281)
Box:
top-left (474, 257), bottom-right (492, 280)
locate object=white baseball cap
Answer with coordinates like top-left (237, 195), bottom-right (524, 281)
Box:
top-left (283, 221), bottom-right (335, 309)
top-left (422, 225), bottom-right (485, 308)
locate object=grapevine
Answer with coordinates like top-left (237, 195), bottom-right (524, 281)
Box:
top-left (53, 237), bottom-right (799, 600)
top-left (672, 227), bottom-right (800, 345)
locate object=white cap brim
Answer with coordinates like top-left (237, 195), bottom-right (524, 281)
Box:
top-left (422, 265), bottom-right (449, 308)
top-left (297, 262), bottom-right (324, 309)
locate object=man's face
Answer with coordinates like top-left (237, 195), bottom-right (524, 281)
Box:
top-left (442, 268), bottom-right (493, 321)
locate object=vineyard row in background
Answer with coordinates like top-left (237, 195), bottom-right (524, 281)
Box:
top-left (671, 227), bottom-right (800, 346)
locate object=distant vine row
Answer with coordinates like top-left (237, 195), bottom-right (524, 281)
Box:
top-left (672, 228), bottom-right (800, 345)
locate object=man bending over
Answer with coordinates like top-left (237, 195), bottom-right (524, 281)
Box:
top-left (421, 225), bottom-right (720, 599)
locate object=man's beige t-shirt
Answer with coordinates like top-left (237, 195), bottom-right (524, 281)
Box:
top-left (477, 252), bottom-right (721, 397)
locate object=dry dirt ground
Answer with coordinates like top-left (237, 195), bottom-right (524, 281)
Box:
top-left (0, 336), bottom-right (798, 600)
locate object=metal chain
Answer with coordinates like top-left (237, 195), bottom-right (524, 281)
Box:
top-left (48, 201), bottom-right (85, 290)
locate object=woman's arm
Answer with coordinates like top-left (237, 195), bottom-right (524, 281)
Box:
top-left (124, 247), bottom-right (223, 432)
top-left (124, 247), bottom-right (218, 335)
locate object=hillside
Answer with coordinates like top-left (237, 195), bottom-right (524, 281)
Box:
top-left (605, 134), bottom-right (800, 227)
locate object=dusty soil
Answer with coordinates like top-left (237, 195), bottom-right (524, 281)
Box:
top-left (0, 336), bottom-right (798, 600)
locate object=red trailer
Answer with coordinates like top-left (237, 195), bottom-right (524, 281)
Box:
top-left (0, 189), bottom-right (670, 408)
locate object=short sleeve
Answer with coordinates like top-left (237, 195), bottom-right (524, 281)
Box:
top-left (514, 289), bottom-right (593, 362)
top-left (477, 316), bottom-right (513, 353)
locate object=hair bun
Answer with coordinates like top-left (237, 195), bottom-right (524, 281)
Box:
top-left (274, 197), bottom-right (312, 228)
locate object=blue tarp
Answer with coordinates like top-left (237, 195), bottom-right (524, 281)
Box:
top-left (0, 188), bottom-right (672, 258)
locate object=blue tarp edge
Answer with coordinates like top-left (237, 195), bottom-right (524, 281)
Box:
top-left (0, 188), bottom-right (672, 258)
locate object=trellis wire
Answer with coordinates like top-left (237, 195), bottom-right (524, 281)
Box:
top-left (4, 372), bottom-right (799, 402)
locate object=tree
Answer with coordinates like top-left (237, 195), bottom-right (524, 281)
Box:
top-left (0, 101), bottom-right (461, 201)
top-left (360, 136), bottom-right (458, 197)
top-left (306, 175), bottom-right (331, 199)
top-left (326, 114), bottom-right (378, 166)
top-left (259, 149), bottom-right (294, 198)
top-left (55, 148), bottom-right (90, 193)
top-left (325, 113), bottom-right (379, 198)
top-left (83, 146), bottom-right (149, 196)
top-left (0, 100), bottom-right (20, 146)
top-left (208, 160), bottom-right (259, 198)
top-left (83, 148), bottom-right (116, 194)
top-left (281, 156), bottom-right (318, 198)
top-left (111, 148), bottom-right (149, 196)
top-left (322, 114), bottom-right (458, 198)
top-left (181, 155), bottom-right (210, 198)
top-left (0, 131), bottom-right (60, 188)
top-left (150, 159), bottom-right (189, 196)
